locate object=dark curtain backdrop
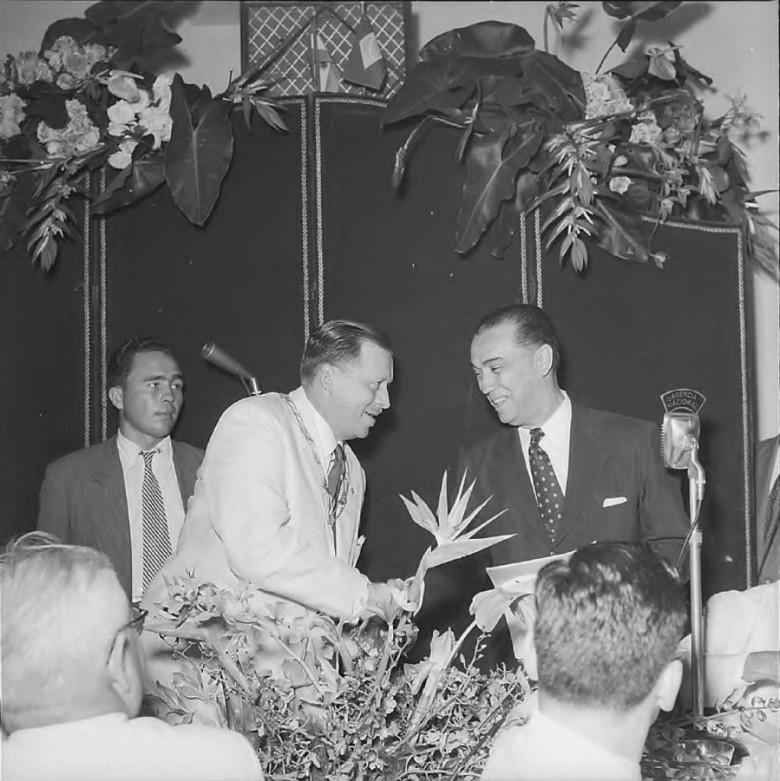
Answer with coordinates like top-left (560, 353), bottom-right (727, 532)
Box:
top-left (1, 96), bottom-right (754, 600)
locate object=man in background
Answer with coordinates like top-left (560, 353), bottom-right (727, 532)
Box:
top-left (0, 532), bottom-right (263, 781)
top-left (481, 542), bottom-right (687, 781)
top-left (143, 320), bottom-right (407, 675)
top-left (38, 336), bottom-right (203, 601)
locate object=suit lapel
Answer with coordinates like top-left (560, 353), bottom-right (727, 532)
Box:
top-left (491, 429), bottom-right (549, 550)
top-left (557, 405), bottom-right (608, 548)
top-left (89, 438), bottom-right (132, 594)
top-left (172, 441), bottom-right (198, 507)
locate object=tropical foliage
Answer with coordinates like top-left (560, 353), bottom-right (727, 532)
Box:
top-left (145, 473), bottom-right (528, 780)
top-left (383, 2), bottom-right (777, 274)
top-left (0, 1), bottom-right (285, 270)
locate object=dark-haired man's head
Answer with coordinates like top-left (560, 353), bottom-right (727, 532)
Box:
top-left (470, 304), bottom-right (563, 428)
top-left (300, 320), bottom-right (393, 442)
top-left (0, 532), bottom-right (145, 734)
top-left (534, 542), bottom-right (687, 713)
top-left (107, 337), bottom-right (183, 450)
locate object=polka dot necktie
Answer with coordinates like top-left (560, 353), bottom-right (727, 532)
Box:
top-left (528, 428), bottom-right (563, 544)
top-left (141, 450), bottom-right (172, 591)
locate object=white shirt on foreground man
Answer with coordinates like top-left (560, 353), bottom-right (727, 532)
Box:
top-left (0, 534), bottom-right (263, 781)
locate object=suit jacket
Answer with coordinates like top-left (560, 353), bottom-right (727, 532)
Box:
top-left (142, 391), bottom-right (371, 626)
top-left (460, 403), bottom-right (689, 567)
top-left (37, 436), bottom-right (204, 596)
top-left (755, 435), bottom-right (780, 583)
top-left (414, 403), bottom-right (689, 668)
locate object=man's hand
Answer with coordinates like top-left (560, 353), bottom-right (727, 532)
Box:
top-left (362, 579), bottom-right (420, 620)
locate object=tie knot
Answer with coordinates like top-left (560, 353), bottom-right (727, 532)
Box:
top-left (141, 450), bottom-right (159, 468)
top-left (530, 427), bottom-right (544, 446)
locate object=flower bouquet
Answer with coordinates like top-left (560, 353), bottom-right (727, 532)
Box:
top-left (0, 1), bottom-right (286, 270)
top-left (382, 1), bottom-right (777, 275)
top-left (144, 473), bottom-right (530, 780)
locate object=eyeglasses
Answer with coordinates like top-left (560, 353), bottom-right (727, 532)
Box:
top-left (121, 605), bottom-right (148, 636)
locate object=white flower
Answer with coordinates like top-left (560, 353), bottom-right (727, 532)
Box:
top-left (152, 75), bottom-right (173, 108)
top-left (0, 93), bottom-right (26, 139)
top-left (581, 71), bottom-right (633, 120)
top-left (56, 72), bottom-right (77, 90)
top-left (36, 99), bottom-right (101, 158)
top-left (139, 104), bottom-right (172, 149)
top-left (14, 51), bottom-right (53, 85)
top-left (107, 100), bottom-right (137, 135)
top-left (107, 72), bottom-right (142, 102)
top-left (609, 176), bottom-right (631, 194)
top-left (107, 139), bottom-right (139, 169)
top-left (629, 113), bottom-right (663, 146)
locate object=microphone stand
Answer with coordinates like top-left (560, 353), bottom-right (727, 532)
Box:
top-left (685, 439), bottom-right (707, 718)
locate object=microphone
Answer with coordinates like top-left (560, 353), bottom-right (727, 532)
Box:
top-left (660, 389), bottom-right (707, 497)
top-left (662, 411), bottom-right (700, 471)
top-left (201, 342), bottom-right (261, 395)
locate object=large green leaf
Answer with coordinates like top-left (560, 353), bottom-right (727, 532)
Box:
top-left (456, 124), bottom-right (543, 255)
top-left (382, 59), bottom-right (474, 126)
top-left (593, 194), bottom-right (650, 262)
top-left (521, 51), bottom-right (584, 122)
top-left (92, 155), bottom-right (165, 215)
top-left (420, 20), bottom-right (536, 60)
top-left (164, 75), bottom-right (233, 227)
top-left (602, 1), bottom-right (683, 22)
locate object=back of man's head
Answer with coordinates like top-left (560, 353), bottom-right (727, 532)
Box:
top-left (300, 319), bottom-right (392, 385)
top-left (1, 533), bottom-right (144, 732)
top-left (534, 542), bottom-right (687, 711)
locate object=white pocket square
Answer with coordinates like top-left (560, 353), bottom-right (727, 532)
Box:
top-left (603, 497), bottom-right (627, 508)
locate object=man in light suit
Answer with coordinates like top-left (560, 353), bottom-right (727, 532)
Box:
top-left (38, 337), bottom-right (203, 601)
top-left (142, 320), bottom-right (404, 675)
top-left (755, 434), bottom-right (779, 583)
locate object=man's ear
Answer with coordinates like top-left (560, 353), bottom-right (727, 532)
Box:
top-left (535, 345), bottom-right (554, 377)
top-left (106, 631), bottom-right (143, 718)
top-left (319, 363), bottom-right (336, 393)
top-left (655, 658), bottom-right (683, 712)
top-left (108, 385), bottom-right (124, 411)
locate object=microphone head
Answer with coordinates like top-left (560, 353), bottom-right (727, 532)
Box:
top-left (201, 342), bottom-right (254, 381)
top-left (662, 411), bottom-right (700, 470)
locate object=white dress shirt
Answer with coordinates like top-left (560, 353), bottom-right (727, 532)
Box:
top-left (2, 712), bottom-right (263, 781)
top-left (481, 709), bottom-right (641, 781)
top-left (517, 392), bottom-right (572, 498)
top-left (289, 386), bottom-right (343, 478)
top-left (116, 432), bottom-right (185, 602)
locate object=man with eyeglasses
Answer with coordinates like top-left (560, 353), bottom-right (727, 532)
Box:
top-left (0, 532), bottom-right (264, 781)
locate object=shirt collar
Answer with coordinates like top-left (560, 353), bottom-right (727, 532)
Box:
top-left (116, 430), bottom-right (173, 471)
top-left (289, 386), bottom-right (339, 463)
top-left (518, 391), bottom-right (571, 446)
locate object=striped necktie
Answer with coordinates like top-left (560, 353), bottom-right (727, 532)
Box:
top-left (528, 427), bottom-right (564, 545)
top-left (141, 450), bottom-right (172, 591)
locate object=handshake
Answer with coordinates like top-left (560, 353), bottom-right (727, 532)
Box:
top-left (363, 577), bottom-right (424, 620)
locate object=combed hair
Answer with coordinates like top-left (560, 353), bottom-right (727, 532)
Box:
top-left (534, 542), bottom-right (687, 711)
top-left (474, 304), bottom-right (561, 371)
top-left (0, 532), bottom-right (119, 714)
top-left (300, 319), bottom-right (392, 384)
top-left (107, 336), bottom-right (175, 390)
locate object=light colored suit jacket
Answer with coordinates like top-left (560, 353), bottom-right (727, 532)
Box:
top-left (756, 435), bottom-right (780, 583)
top-left (37, 436), bottom-right (203, 597)
top-left (143, 390), bottom-right (370, 624)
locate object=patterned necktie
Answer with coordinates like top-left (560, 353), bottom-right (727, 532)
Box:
top-left (528, 427), bottom-right (564, 544)
top-left (141, 450), bottom-right (172, 591)
top-left (327, 444), bottom-right (345, 504)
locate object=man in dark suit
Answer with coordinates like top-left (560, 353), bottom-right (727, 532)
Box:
top-left (417, 304), bottom-right (688, 666)
top-left (38, 337), bottom-right (203, 601)
top-left (463, 303), bottom-right (688, 568)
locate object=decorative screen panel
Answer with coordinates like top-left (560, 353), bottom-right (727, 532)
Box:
top-left (241, 2), bottom-right (408, 98)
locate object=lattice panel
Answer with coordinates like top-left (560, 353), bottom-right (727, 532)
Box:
top-left (242, 2), bottom-right (407, 98)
